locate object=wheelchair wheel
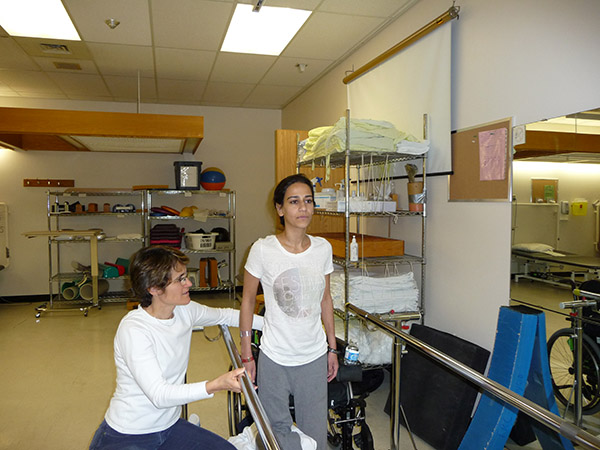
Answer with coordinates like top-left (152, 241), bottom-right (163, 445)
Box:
top-left (227, 365), bottom-right (247, 436)
top-left (227, 390), bottom-right (245, 436)
top-left (547, 328), bottom-right (600, 415)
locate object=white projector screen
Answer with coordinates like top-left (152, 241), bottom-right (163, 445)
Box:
top-left (347, 23), bottom-right (452, 176)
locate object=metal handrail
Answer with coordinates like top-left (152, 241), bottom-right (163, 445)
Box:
top-left (219, 325), bottom-right (282, 450)
top-left (346, 303), bottom-right (600, 450)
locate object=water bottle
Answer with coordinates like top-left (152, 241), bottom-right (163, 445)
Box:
top-left (350, 236), bottom-right (358, 262)
top-left (344, 343), bottom-right (360, 365)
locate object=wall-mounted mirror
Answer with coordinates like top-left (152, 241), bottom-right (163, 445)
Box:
top-left (511, 107), bottom-right (600, 281)
top-left (510, 107), bottom-right (600, 425)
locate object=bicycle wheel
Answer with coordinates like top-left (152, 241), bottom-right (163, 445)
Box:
top-left (547, 328), bottom-right (600, 415)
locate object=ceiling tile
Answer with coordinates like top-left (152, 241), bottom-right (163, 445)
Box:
top-left (151, 0), bottom-right (234, 51)
top-left (46, 72), bottom-right (111, 96)
top-left (156, 97), bottom-right (203, 105)
top-left (0, 80), bottom-right (17, 96)
top-left (0, 0), bottom-right (418, 108)
top-left (244, 84), bottom-right (303, 108)
top-left (0, 70), bottom-right (62, 94)
top-left (64, 0), bottom-right (152, 46)
top-left (155, 48), bottom-right (216, 81)
top-left (103, 75), bottom-right (157, 101)
top-left (261, 56), bottom-right (334, 86)
top-left (32, 57), bottom-right (99, 74)
top-left (0, 38), bottom-right (39, 70)
top-left (66, 94), bottom-right (116, 102)
top-left (18, 91), bottom-right (68, 99)
top-left (283, 12), bottom-right (385, 60)
top-left (237, 0), bottom-right (320, 9)
top-left (211, 52), bottom-right (275, 83)
top-left (317, 0), bottom-right (413, 17)
top-left (157, 79), bottom-right (206, 101)
top-left (88, 43), bottom-right (154, 77)
top-left (13, 37), bottom-right (92, 60)
top-left (202, 81), bottom-right (254, 104)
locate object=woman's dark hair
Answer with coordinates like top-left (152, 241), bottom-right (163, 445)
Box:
top-left (129, 245), bottom-right (189, 307)
top-left (273, 173), bottom-right (314, 226)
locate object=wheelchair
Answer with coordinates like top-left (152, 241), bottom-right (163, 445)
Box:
top-left (547, 279), bottom-right (600, 415)
top-left (227, 335), bottom-right (382, 450)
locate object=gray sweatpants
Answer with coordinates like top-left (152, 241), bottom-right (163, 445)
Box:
top-left (257, 352), bottom-right (328, 450)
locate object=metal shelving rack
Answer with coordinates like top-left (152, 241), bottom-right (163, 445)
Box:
top-left (37, 190), bottom-right (146, 316)
top-left (297, 110), bottom-right (427, 338)
top-left (298, 110), bottom-right (427, 450)
top-left (145, 189), bottom-right (236, 298)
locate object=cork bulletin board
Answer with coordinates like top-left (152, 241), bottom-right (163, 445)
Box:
top-left (449, 118), bottom-right (512, 201)
top-left (531, 178), bottom-right (558, 203)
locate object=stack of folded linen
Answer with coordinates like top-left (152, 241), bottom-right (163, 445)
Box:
top-left (299, 117), bottom-right (429, 162)
top-left (330, 271), bottom-right (419, 314)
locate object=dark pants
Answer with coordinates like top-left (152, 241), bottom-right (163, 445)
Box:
top-left (89, 419), bottom-right (235, 450)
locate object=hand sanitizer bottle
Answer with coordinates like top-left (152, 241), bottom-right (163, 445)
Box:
top-left (350, 235), bottom-right (358, 262)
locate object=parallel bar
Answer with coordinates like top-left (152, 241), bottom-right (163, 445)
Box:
top-left (219, 325), bottom-right (282, 450)
top-left (346, 303), bottom-right (600, 450)
top-left (344, 108), bottom-right (351, 342)
top-left (573, 288), bottom-right (600, 300)
top-left (343, 6), bottom-right (459, 85)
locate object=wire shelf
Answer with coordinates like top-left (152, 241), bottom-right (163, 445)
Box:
top-left (298, 151), bottom-right (425, 169)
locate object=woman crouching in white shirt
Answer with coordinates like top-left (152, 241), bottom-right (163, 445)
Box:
top-left (90, 245), bottom-right (263, 450)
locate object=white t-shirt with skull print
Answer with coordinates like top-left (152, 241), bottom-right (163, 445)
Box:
top-left (245, 234), bottom-right (334, 366)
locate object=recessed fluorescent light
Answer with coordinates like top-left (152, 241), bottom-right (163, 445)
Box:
top-left (221, 4), bottom-right (311, 56)
top-left (0, 0), bottom-right (81, 41)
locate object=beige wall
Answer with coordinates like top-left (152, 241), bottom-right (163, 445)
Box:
top-left (0, 98), bottom-right (280, 296)
top-left (283, 0), bottom-right (600, 350)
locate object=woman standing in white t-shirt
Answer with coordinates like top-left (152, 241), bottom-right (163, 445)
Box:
top-left (239, 173), bottom-right (339, 450)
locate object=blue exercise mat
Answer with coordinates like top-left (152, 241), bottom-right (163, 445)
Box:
top-left (458, 306), bottom-right (574, 450)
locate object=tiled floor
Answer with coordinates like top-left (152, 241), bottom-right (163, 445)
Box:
top-left (0, 295), bottom-right (430, 450)
top-left (1, 283), bottom-right (596, 450)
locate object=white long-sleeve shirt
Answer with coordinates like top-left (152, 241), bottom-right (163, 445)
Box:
top-left (105, 301), bottom-right (263, 434)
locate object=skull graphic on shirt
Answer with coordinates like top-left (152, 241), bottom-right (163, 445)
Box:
top-left (272, 266), bottom-right (324, 319)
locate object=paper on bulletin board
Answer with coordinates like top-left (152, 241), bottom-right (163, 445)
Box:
top-left (479, 128), bottom-right (507, 181)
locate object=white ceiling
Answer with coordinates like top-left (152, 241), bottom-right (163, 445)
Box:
top-left (0, 0), bottom-right (418, 109)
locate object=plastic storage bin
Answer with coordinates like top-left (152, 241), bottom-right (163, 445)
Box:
top-left (185, 232), bottom-right (217, 250)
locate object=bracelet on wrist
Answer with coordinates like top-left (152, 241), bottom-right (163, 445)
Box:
top-left (327, 346), bottom-right (339, 354)
top-left (241, 355), bottom-right (254, 363)
top-left (240, 330), bottom-right (252, 338)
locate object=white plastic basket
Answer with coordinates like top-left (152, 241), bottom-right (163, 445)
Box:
top-left (184, 232), bottom-right (217, 250)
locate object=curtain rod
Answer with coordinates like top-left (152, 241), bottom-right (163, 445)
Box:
top-left (343, 5), bottom-right (460, 85)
